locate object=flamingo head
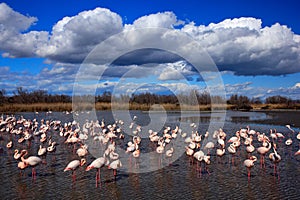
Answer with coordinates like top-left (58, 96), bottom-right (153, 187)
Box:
top-left (20, 149), bottom-right (28, 156)
top-left (85, 165), bottom-right (94, 171)
top-left (18, 161), bottom-right (27, 169)
top-left (80, 158), bottom-right (86, 166)
top-left (250, 156), bottom-right (257, 162)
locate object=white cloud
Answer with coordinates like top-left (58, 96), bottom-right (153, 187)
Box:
top-left (125, 11), bottom-right (184, 29)
top-left (157, 61), bottom-right (195, 81)
top-left (0, 3), bottom-right (48, 57)
top-left (182, 17), bottom-right (300, 76)
top-left (38, 7), bottom-right (123, 63)
top-left (292, 83), bottom-right (300, 89)
top-left (0, 3), bottom-right (37, 32)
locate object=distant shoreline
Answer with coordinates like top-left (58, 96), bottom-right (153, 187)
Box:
top-left (0, 102), bottom-right (299, 113)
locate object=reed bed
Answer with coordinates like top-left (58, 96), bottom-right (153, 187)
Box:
top-left (0, 102), bottom-right (299, 113)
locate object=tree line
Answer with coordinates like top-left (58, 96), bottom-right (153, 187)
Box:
top-left (1, 87), bottom-right (299, 110)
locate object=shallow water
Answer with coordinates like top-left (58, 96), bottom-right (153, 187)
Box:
top-left (0, 110), bottom-right (300, 200)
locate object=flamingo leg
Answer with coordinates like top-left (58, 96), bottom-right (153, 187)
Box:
top-left (113, 169), bottom-right (117, 181)
top-left (277, 165), bottom-right (280, 180)
top-left (260, 155), bottom-right (263, 168)
top-left (205, 165), bottom-right (211, 175)
top-left (96, 169), bottom-right (100, 188)
top-left (247, 168), bottom-right (250, 181)
top-left (198, 162), bottom-right (202, 178)
top-left (72, 170), bottom-right (76, 183)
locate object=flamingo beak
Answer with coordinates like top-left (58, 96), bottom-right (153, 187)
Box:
top-left (85, 166), bottom-right (93, 171)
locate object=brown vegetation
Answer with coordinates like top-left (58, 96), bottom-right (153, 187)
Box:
top-left (0, 87), bottom-right (299, 113)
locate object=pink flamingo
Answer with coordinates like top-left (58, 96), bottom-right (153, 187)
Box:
top-left (269, 143), bottom-right (281, 178)
top-left (244, 156), bottom-right (257, 181)
top-left (64, 158), bottom-right (86, 182)
top-left (86, 156), bottom-right (109, 187)
top-left (257, 140), bottom-right (271, 168)
top-left (20, 150), bottom-right (42, 179)
top-left (108, 159), bottom-right (122, 181)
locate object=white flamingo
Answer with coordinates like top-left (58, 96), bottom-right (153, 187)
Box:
top-left (20, 150), bottom-right (42, 179)
top-left (244, 156), bottom-right (257, 180)
top-left (64, 158), bottom-right (86, 182)
top-left (86, 156), bottom-right (109, 187)
top-left (108, 159), bottom-right (122, 180)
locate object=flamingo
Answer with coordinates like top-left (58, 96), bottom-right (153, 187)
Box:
top-left (270, 129), bottom-right (277, 141)
top-left (133, 148), bottom-right (140, 158)
top-left (156, 143), bottom-right (165, 154)
top-left (203, 155), bottom-right (211, 175)
top-left (297, 132), bottom-right (300, 141)
top-left (227, 132), bottom-right (240, 143)
top-left (132, 148), bottom-right (140, 168)
top-left (108, 159), bottom-right (122, 180)
top-left (193, 150), bottom-right (204, 172)
top-left (14, 149), bottom-right (22, 160)
top-left (156, 142), bottom-right (165, 166)
top-left (257, 140), bottom-right (271, 168)
top-left (76, 144), bottom-right (88, 157)
top-left (227, 142), bottom-right (237, 165)
top-left (109, 151), bottom-right (119, 160)
top-left (126, 141), bottom-right (137, 152)
top-left (6, 141), bottom-right (13, 149)
top-left (247, 126), bottom-right (256, 135)
top-left (216, 148), bottom-right (225, 157)
top-left (217, 137), bottom-right (225, 149)
top-left (38, 145), bottom-right (47, 156)
top-left (274, 129), bottom-right (285, 141)
top-left (285, 138), bottom-right (293, 146)
top-left (194, 134), bottom-right (202, 143)
top-left (246, 144), bottom-right (255, 153)
top-left (47, 142), bottom-right (57, 153)
top-left (20, 150), bottom-right (42, 179)
top-left (243, 156), bottom-right (257, 180)
top-left (185, 146), bottom-right (194, 164)
top-left (64, 158), bottom-right (86, 182)
top-left (165, 147), bottom-right (174, 165)
top-left (17, 160), bottom-right (28, 176)
top-left (269, 143), bottom-right (281, 177)
top-left (86, 156), bottom-right (109, 187)
top-left (285, 124), bottom-right (295, 133)
top-left (295, 144), bottom-right (300, 156)
top-left (204, 141), bottom-right (215, 155)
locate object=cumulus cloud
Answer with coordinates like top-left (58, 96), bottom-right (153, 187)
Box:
top-left (38, 7), bottom-right (123, 63)
top-left (0, 3), bottom-right (36, 32)
top-left (157, 61), bottom-right (195, 81)
top-left (125, 11), bottom-right (184, 29)
top-left (0, 3), bottom-right (48, 57)
top-left (182, 17), bottom-right (300, 76)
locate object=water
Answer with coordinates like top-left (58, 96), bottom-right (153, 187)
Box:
top-left (0, 110), bottom-right (300, 199)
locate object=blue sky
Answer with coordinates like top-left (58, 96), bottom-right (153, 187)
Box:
top-left (0, 0), bottom-right (300, 100)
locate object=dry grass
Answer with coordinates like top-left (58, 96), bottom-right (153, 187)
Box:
top-left (1, 102), bottom-right (299, 113)
top-left (250, 103), bottom-right (300, 110)
top-left (0, 103), bottom-right (72, 113)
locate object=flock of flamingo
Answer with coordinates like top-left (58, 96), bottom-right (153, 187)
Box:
top-left (1, 112), bottom-right (300, 187)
